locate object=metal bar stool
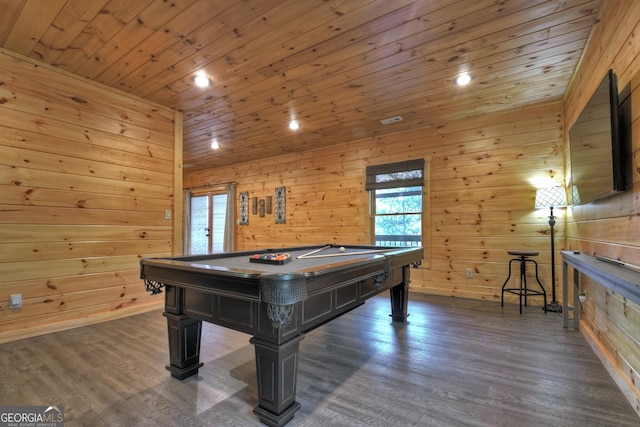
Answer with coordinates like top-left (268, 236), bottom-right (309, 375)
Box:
top-left (501, 250), bottom-right (547, 314)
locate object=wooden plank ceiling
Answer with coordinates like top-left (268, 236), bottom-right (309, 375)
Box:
top-left (0, 0), bottom-right (601, 172)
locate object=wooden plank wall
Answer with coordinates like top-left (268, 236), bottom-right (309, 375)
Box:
top-left (0, 49), bottom-right (175, 343)
top-left (563, 1), bottom-right (640, 415)
top-left (184, 100), bottom-right (564, 304)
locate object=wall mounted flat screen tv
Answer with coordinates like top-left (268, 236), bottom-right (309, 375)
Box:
top-left (568, 69), bottom-right (625, 205)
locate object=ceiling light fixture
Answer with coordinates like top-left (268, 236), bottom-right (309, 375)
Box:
top-left (455, 73), bottom-right (471, 86)
top-left (210, 138), bottom-right (219, 149)
top-left (380, 116), bottom-right (403, 125)
top-left (289, 120), bottom-right (300, 130)
top-left (194, 72), bottom-right (211, 88)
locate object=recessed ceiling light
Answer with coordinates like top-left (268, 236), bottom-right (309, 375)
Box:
top-left (455, 73), bottom-right (471, 86)
top-left (289, 120), bottom-right (300, 130)
top-left (194, 72), bottom-right (211, 88)
top-left (210, 138), bottom-right (219, 149)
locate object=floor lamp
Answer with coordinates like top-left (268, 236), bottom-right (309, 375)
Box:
top-left (535, 186), bottom-right (568, 313)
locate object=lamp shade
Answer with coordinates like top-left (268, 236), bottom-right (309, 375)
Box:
top-left (535, 186), bottom-right (567, 208)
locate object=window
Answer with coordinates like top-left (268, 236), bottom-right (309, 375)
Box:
top-left (366, 159), bottom-right (424, 247)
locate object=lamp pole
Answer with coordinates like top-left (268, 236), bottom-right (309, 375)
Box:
top-left (546, 205), bottom-right (562, 312)
top-left (535, 185), bottom-right (567, 313)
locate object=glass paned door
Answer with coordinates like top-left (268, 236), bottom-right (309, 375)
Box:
top-left (211, 194), bottom-right (228, 252)
top-left (190, 195), bottom-right (209, 254)
top-left (189, 192), bottom-right (228, 254)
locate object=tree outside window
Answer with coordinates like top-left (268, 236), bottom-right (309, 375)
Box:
top-left (373, 186), bottom-right (422, 246)
top-left (366, 160), bottom-right (424, 247)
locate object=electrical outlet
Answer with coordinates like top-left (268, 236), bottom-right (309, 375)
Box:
top-left (9, 294), bottom-right (22, 309)
top-left (164, 209), bottom-right (172, 220)
top-left (579, 293), bottom-right (587, 303)
top-left (466, 268), bottom-right (473, 278)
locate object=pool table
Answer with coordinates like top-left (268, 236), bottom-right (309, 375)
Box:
top-left (140, 244), bottom-right (423, 426)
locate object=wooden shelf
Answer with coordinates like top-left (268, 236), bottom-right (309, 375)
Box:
top-left (561, 251), bottom-right (640, 328)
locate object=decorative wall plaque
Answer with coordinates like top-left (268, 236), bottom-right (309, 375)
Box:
top-left (239, 192), bottom-right (249, 225)
top-left (252, 197), bottom-right (258, 215)
top-left (266, 196), bottom-right (272, 214)
top-left (259, 199), bottom-right (265, 217)
top-left (275, 186), bottom-right (286, 224)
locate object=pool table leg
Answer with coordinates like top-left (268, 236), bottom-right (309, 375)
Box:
top-left (163, 311), bottom-right (204, 380)
top-left (389, 268), bottom-right (410, 322)
top-left (250, 334), bottom-right (305, 427)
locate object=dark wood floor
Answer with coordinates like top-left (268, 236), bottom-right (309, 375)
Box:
top-left (1, 294), bottom-right (638, 427)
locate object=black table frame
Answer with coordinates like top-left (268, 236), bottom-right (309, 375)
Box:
top-left (140, 245), bottom-right (423, 426)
